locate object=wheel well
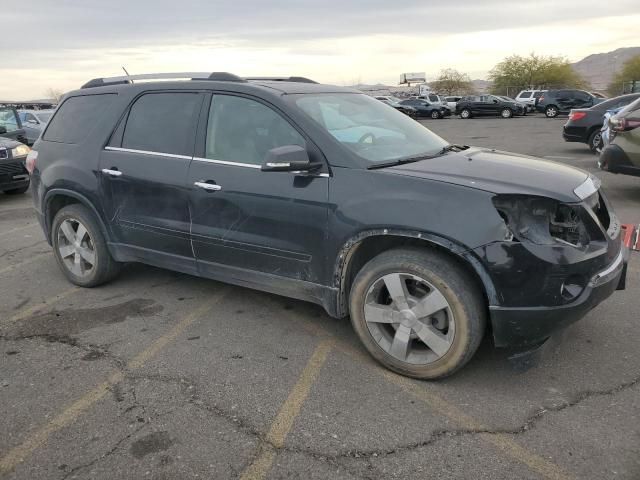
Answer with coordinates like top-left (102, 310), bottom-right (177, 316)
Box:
top-left (339, 235), bottom-right (489, 316)
top-left (46, 194), bottom-right (80, 237)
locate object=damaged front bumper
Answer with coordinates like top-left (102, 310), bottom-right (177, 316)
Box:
top-left (489, 245), bottom-right (628, 348)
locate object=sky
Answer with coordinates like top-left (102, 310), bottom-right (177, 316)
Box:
top-left (2, 0), bottom-right (640, 100)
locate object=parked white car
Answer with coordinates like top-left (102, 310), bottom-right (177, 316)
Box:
top-left (444, 96), bottom-right (462, 111)
top-left (515, 90), bottom-right (546, 112)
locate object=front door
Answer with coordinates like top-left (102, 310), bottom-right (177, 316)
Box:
top-left (99, 91), bottom-right (203, 261)
top-left (187, 93), bottom-right (329, 285)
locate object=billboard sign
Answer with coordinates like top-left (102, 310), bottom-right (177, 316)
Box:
top-left (400, 72), bottom-right (426, 84)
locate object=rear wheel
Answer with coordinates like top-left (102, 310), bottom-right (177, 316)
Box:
top-left (431, 110), bottom-right (441, 119)
top-left (349, 248), bottom-right (486, 379)
top-left (501, 108), bottom-right (513, 118)
top-left (588, 129), bottom-right (603, 153)
top-left (52, 204), bottom-right (120, 287)
top-left (460, 109), bottom-right (472, 119)
top-left (545, 105), bottom-right (559, 118)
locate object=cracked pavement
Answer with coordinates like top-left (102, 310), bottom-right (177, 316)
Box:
top-left (1, 116), bottom-right (640, 479)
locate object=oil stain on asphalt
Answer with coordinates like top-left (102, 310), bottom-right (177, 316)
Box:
top-left (6, 299), bottom-right (163, 339)
top-left (130, 431), bottom-right (174, 459)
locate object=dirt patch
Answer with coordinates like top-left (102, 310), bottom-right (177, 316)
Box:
top-left (8, 299), bottom-right (163, 339)
top-left (0, 207), bottom-right (36, 222)
top-left (130, 431), bottom-right (174, 459)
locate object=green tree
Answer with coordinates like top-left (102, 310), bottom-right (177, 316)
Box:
top-left (488, 53), bottom-right (586, 96)
top-left (430, 68), bottom-right (474, 95)
top-left (607, 55), bottom-right (640, 96)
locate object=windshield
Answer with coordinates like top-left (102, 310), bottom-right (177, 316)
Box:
top-left (293, 93), bottom-right (447, 164)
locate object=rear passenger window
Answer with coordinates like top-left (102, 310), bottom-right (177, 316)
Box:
top-left (44, 94), bottom-right (116, 144)
top-left (519, 92), bottom-right (532, 98)
top-left (205, 95), bottom-right (305, 165)
top-left (122, 92), bottom-right (201, 156)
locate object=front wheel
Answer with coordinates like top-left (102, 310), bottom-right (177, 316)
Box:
top-left (459, 109), bottom-right (472, 119)
top-left (430, 110), bottom-right (441, 119)
top-left (349, 248), bottom-right (486, 379)
top-left (501, 108), bottom-right (513, 118)
top-left (52, 204), bottom-right (120, 287)
top-left (545, 106), bottom-right (559, 118)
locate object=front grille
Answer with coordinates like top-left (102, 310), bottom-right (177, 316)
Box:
top-left (0, 162), bottom-right (26, 176)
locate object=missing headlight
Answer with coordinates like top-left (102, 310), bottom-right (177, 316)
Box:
top-left (492, 195), bottom-right (590, 248)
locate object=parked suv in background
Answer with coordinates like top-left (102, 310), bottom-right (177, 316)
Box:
top-left (374, 96), bottom-right (418, 117)
top-left (456, 95), bottom-right (524, 118)
top-left (0, 107), bottom-right (31, 194)
top-left (515, 90), bottom-right (546, 112)
top-left (536, 89), bottom-right (604, 118)
top-left (30, 72), bottom-right (627, 379)
top-left (399, 98), bottom-right (450, 118)
top-left (18, 109), bottom-right (55, 145)
top-left (563, 94), bottom-right (640, 152)
top-left (599, 97), bottom-right (640, 177)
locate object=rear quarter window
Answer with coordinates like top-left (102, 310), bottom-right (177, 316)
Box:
top-left (43, 94), bottom-right (117, 144)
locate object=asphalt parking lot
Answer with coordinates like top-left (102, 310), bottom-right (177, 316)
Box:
top-left (1, 114), bottom-right (639, 480)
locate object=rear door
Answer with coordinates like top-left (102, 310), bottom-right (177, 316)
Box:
top-left (187, 93), bottom-right (330, 284)
top-left (99, 91), bottom-right (204, 261)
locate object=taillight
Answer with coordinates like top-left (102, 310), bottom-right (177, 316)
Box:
top-left (26, 150), bottom-right (38, 174)
top-left (569, 111), bottom-right (587, 121)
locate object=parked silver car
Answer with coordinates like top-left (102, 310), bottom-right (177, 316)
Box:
top-left (18, 109), bottom-right (55, 145)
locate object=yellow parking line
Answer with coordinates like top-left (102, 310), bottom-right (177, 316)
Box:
top-left (239, 339), bottom-right (333, 480)
top-left (280, 303), bottom-right (574, 480)
top-left (0, 222), bottom-right (38, 238)
top-left (2, 286), bottom-right (80, 327)
top-left (0, 252), bottom-right (51, 276)
top-left (0, 289), bottom-right (228, 475)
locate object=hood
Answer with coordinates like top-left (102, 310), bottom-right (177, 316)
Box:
top-left (0, 137), bottom-right (21, 149)
top-left (386, 147), bottom-right (589, 203)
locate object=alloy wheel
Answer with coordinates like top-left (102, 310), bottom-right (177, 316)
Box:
top-left (431, 110), bottom-right (440, 119)
top-left (363, 272), bottom-right (455, 365)
top-left (57, 218), bottom-right (96, 278)
top-left (546, 107), bottom-right (558, 117)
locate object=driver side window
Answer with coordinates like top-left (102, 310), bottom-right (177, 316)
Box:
top-left (206, 95), bottom-right (305, 166)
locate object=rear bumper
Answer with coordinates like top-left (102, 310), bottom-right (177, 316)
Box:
top-left (490, 246), bottom-right (628, 348)
top-left (562, 125), bottom-right (588, 143)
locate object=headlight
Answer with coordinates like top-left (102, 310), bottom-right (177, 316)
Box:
top-left (492, 195), bottom-right (590, 248)
top-left (11, 144), bottom-right (30, 158)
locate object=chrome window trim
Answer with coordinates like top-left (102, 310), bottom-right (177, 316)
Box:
top-left (574, 175), bottom-right (601, 200)
top-left (192, 157), bottom-right (262, 169)
top-left (104, 146), bottom-right (192, 160)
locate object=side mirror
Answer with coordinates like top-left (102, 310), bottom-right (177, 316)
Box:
top-left (261, 145), bottom-right (321, 173)
top-left (0, 126), bottom-right (6, 135)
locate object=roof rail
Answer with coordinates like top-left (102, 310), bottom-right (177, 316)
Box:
top-left (81, 72), bottom-right (246, 89)
top-left (245, 76), bottom-right (318, 84)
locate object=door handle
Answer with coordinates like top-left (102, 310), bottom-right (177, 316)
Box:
top-left (102, 168), bottom-right (122, 177)
top-left (194, 181), bottom-right (222, 191)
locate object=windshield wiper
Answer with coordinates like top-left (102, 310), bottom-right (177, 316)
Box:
top-left (367, 144), bottom-right (470, 170)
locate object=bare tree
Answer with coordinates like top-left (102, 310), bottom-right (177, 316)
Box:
top-left (46, 88), bottom-right (64, 104)
top-left (429, 69), bottom-right (474, 96)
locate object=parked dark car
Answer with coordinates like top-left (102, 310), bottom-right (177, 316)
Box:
top-left (0, 137), bottom-right (31, 194)
top-left (536, 89), bottom-right (604, 118)
top-left (599, 97), bottom-right (640, 177)
top-left (374, 96), bottom-right (418, 117)
top-left (399, 98), bottom-right (450, 119)
top-left (563, 94), bottom-right (640, 152)
top-left (18, 109), bottom-right (55, 145)
top-left (0, 107), bottom-right (28, 144)
top-left (455, 95), bottom-right (524, 119)
top-left (30, 72), bottom-right (627, 379)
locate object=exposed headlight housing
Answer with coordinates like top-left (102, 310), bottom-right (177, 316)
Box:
top-left (492, 195), bottom-right (590, 248)
top-left (11, 144), bottom-right (30, 158)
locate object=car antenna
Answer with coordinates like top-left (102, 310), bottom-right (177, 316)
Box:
top-left (122, 66), bottom-right (133, 84)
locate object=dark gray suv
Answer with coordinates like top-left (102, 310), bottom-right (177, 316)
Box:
top-left (29, 72), bottom-right (628, 379)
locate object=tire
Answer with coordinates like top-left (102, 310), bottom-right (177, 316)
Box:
top-left (3, 184), bottom-right (29, 195)
top-left (545, 105), bottom-right (559, 118)
top-left (430, 110), bottom-right (441, 119)
top-left (588, 129), bottom-right (603, 154)
top-left (51, 204), bottom-right (120, 287)
top-left (500, 108), bottom-right (513, 119)
top-left (459, 109), bottom-right (472, 119)
top-left (349, 248), bottom-right (486, 379)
